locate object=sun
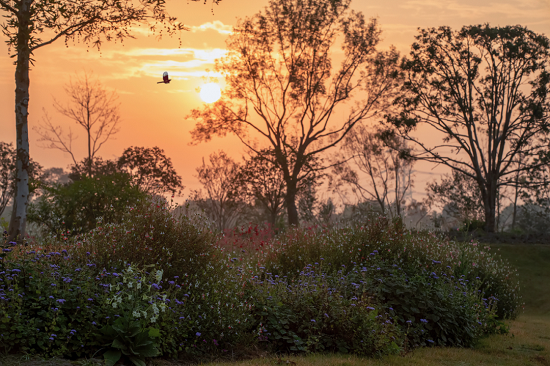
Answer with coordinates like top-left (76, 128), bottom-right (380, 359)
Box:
top-left (199, 83), bottom-right (222, 103)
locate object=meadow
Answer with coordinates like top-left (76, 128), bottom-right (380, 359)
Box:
top-left (0, 199), bottom-right (545, 366)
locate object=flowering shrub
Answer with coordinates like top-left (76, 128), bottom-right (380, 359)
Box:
top-left (251, 265), bottom-right (402, 356)
top-left (68, 198), bottom-right (221, 281)
top-left (263, 216), bottom-right (521, 320)
top-left (0, 243), bottom-right (254, 361)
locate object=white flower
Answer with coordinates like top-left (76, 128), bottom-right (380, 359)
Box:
top-left (142, 310), bottom-right (147, 317)
top-left (152, 304), bottom-right (159, 314)
top-left (128, 294), bottom-right (133, 300)
top-left (112, 303), bottom-right (118, 309)
top-left (150, 317), bottom-right (157, 323)
top-left (155, 270), bottom-right (163, 282)
top-left (136, 282), bottom-right (141, 290)
top-left (127, 282), bottom-right (133, 288)
top-left (133, 310), bottom-right (141, 318)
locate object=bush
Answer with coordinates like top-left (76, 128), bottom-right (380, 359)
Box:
top-left (0, 241), bottom-right (254, 362)
top-left (28, 172), bottom-right (146, 238)
top-left (251, 265), bottom-right (402, 356)
top-left (68, 199), bottom-right (221, 281)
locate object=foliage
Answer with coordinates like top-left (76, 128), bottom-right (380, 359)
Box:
top-left (68, 157), bottom-right (119, 182)
top-left (68, 198), bottom-right (221, 282)
top-left (118, 146), bottom-right (184, 197)
top-left (387, 24), bottom-right (550, 233)
top-left (425, 169), bottom-right (485, 225)
top-left (27, 172), bottom-right (146, 237)
top-left (262, 216), bottom-right (521, 320)
top-left (190, 150), bottom-right (247, 233)
top-left (0, 141), bottom-right (44, 217)
top-left (98, 316), bottom-right (160, 366)
top-left (187, 0), bottom-right (402, 226)
top-left (0, 239), bottom-right (253, 361)
top-left (252, 267), bottom-right (402, 356)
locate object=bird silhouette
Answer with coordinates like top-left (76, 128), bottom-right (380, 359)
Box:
top-left (157, 72), bottom-right (171, 84)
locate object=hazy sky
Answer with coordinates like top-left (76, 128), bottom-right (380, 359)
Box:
top-left (1, 0), bottom-right (549, 206)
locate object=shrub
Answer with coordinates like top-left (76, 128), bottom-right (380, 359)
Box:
top-left (251, 265), bottom-right (402, 356)
top-left (28, 172), bottom-right (146, 238)
top-left (0, 242), bottom-right (254, 361)
top-left (345, 260), bottom-right (500, 348)
top-left (68, 199), bottom-right (221, 281)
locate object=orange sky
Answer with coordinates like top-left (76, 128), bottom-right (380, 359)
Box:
top-left (1, 0), bottom-right (549, 208)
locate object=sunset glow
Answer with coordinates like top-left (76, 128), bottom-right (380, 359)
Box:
top-left (199, 83), bottom-right (221, 103)
top-left (0, 0), bottom-right (547, 200)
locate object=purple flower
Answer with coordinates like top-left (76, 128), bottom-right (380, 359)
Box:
top-left (324, 313), bottom-right (329, 318)
top-left (112, 273), bottom-right (119, 277)
top-left (420, 319), bottom-right (428, 323)
top-left (56, 299), bottom-right (66, 304)
top-left (196, 332), bottom-right (201, 336)
top-left (366, 306), bottom-right (375, 310)
top-left (2, 249), bottom-right (11, 252)
top-left (311, 319), bottom-right (316, 322)
top-left (87, 298), bottom-right (93, 302)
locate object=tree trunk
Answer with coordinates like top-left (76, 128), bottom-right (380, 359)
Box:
top-left (483, 177), bottom-right (498, 233)
top-left (285, 180), bottom-right (299, 227)
top-left (8, 2), bottom-right (32, 243)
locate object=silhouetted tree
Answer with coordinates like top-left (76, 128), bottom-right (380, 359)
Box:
top-left (190, 150), bottom-right (245, 232)
top-left (34, 71), bottom-right (121, 175)
top-left (187, 0), bottom-right (403, 226)
top-left (329, 124), bottom-right (414, 219)
top-left (387, 24), bottom-right (550, 233)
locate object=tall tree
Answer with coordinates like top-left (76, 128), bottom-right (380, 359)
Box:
top-left (0, 141), bottom-right (43, 218)
top-left (387, 24), bottom-right (550, 233)
top-left (187, 0), bottom-right (403, 226)
top-left (34, 71), bottom-right (121, 175)
top-left (329, 124), bottom-right (414, 219)
top-left (1, 0), bottom-right (222, 242)
top-left (191, 150), bottom-right (245, 233)
top-left (424, 169), bottom-right (485, 225)
top-left (232, 147), bottom-right (322, 227)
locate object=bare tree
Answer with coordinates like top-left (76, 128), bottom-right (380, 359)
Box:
top-left (329, 124), bottom-right (414, 219)
top-left (186, 0), bottom-right (403, 226)
top-left (387, 24), bottom-right (550, 233)
top-left (190, 150), bottom-right (245, 233)
top-left (34, 71), bottom-right (121, 176)
top-left (1, 0), bottom-right (223, 242)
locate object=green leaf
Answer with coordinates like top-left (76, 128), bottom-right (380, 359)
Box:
top-left (111, 338), bottom-right (126, 350)
top-left (128, 355), bottom-right (146, 366)
top-left (148, 327), bottom-right (160, 338)
top-left (103, 350), bottom-right (121, 366)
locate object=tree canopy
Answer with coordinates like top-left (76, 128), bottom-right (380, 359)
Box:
top-left (187, 0), bottom-right (402, 226)
top-left (387, 24), bottom-right (550, 233)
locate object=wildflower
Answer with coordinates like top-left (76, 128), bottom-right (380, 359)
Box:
top-left (196, 332), bottom-right (201, 336)
top-left (420, 319), bottom-right (428, 323)
top-left (311, 319), bottom-right (316, 322)
top-left (56, 299), bottom-right (66, 304)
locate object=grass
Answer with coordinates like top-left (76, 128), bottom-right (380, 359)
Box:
top-left (490, 244), bottom-right (550, 316)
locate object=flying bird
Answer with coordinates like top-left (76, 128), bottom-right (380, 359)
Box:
top-left (157, 72), bottom-right (171, 84)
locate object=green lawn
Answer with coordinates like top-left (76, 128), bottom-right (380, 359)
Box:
top-left (492, 244), bottom-right (550, 316)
